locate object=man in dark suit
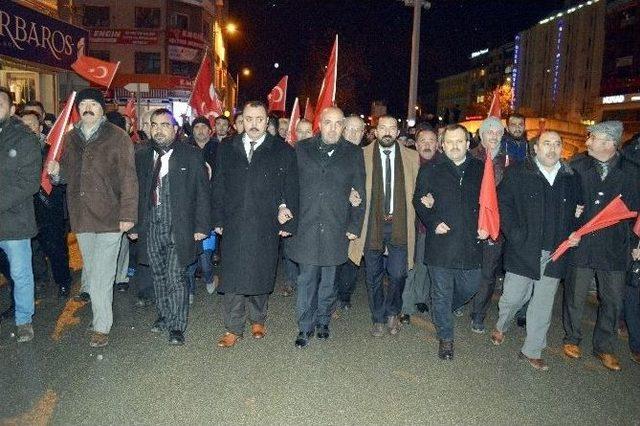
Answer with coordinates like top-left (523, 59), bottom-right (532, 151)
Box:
top-left (212, 101), bottom-right (298, 348)
top-left (129, 108), bottom-right (211, 345)
top-left (287, 107), bottom-right (365, 348)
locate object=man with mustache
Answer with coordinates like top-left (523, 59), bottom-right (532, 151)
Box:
top-left (212, 101), bottom-right (298, 348)
top-left (287, 107), bottom-right (365, 348)
top-left (413, 124), bottom-right (485, 359)
top-left (349, 115), bottom-right (419, 337)
top-left (490, 131), bottom-right (581, 370)
top-left (47, 88), bottom-right (138, 348)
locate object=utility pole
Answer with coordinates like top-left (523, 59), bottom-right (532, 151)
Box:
top-left (401, 0), bottom-right (430, 127)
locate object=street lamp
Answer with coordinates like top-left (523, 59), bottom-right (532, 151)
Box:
top-left (226, 22), bottom-right (238, 34)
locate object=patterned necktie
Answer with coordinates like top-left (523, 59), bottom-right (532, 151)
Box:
top-left (248, 140), bottom-right (256, 163)
top-left (383, 149), bottom-right (392, 215)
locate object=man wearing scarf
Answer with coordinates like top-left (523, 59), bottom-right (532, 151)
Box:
top-left (129, 109), bottom-right (210, 345)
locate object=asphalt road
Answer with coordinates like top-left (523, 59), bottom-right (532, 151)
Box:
top-left (1, 267), bottom-right (639, 425)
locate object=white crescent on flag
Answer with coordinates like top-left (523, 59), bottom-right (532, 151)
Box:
top-left (90, 66), bottom-right (108, 79)
top-left (270, 86), bottom-right (284, 103)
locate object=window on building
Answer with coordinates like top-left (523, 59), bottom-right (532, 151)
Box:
top-left (135, 7), bottom-right (161, 29)
top-left (170, 61), bottom-right (199, 77)
top-left (480, 69), bottom-right (485, 77)
top-left (135, 52), bottom-right (161, 74)
top-left (88, 50), bottom-right (110, 61)
top-left (477, 95), bottom-right (485, 103)
top-left (173, 13), bottom-right (189, 30)
top-left (83, 6), bottom-right (109, 27)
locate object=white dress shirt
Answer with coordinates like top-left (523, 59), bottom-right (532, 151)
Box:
top-left (242, 133), bottom-right (267, 158)
top-left (379, 144), bottom-right (396, 214)
top-left (153, 148), bottom-right (174, 205)
top-left (535, 158), bottom-right (561, 186)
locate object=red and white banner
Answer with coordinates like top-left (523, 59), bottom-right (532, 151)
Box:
top-left (313, 35), bottom-right (338, 132)
top-left (167, 29), bottom-right (208, 63)
top-left (71, 55), bottom-right (120, 88)
top-left (90, 29), bottom-right (159, 45)
top-left (189, 52), bottom-right (223, 127)
top-left (268, 75), bottom-right (288, 113)
top-left (286, 97), bottom-right (300, 145)
top-left (41, 91), bottom-right (76, 194)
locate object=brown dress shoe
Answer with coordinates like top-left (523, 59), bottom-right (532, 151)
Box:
top-left (217, 332), bottom-right (242, 348)
top-left (631, 351), bottom-right (640, 365)
top-left (563, 343), bottom-right (582, 359)
top-left (89, 332), bottom-right (109, 348)
top-left (596, 353), bottom-right (621, 371)
top-left (490, 330), bottom-right (504, 346)
top-left (251, 323), bottom-right (266, 339)
top-left (519, 352), bottom-right (549, 371)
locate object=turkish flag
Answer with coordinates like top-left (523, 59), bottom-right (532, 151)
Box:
top-left (268, 76), bottom-right (288, 113)
top-left (286, 97), bottom-right (300, 146)
top-left (124, 97), bottom-right (140, 142)
top-left (41, 92), bottom-right (77, 194)
top-left (304, 98), bottom-right (315, 122)
top-left (487, 87), bottom-right (501, 118)
top-left (551, 195), bottom-right (638, 261)
top-left (189, 53), bottom-right (223, 127)
top-left (71, 55), bottom-right (120, 88)
top-left (312, 35), bottom-right (338, 132)
top-left (478, 154), bottom-right (500, 241)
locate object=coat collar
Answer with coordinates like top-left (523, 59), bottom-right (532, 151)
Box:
top-left (305, 136), bottom-right (349, 166)
top-left (523, 156), bottom-right (574, 177)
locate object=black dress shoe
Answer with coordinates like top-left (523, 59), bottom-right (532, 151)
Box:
top-left (168, 330), bottom-right (185, 345)
top-left (399, 314), bottom-right (411, 324)
top-left (115, 282), bottom-right (129, 292)
top-left (416, 303), bottom-right (429, 313)
top-left (516, 316), bottom-right (527, 328)
top-left (75, 292), bottom-right (91, 302)
top-left (59, 285), bottom-right (70, 299)
top-left (438, 340), bottom-right (454, 360)
top-left (295, 331), bottom-right (313, 348)
top-left (151, 317), bottom-right (166, 333)
top-left (316, 325), bottom-right (330, 339)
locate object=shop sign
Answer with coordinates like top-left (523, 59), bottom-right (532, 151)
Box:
top-left (167, 29), bottom-right (207, 63)
top-left (90, 29), bottom-right (159, 45)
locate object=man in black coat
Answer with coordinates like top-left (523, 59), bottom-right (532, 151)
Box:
top-left (563, 121), bottom-right (640, 371)
top-left (413, 124), bottom-right (486, 360)
top-left (212, 101), bottom-right (298, 348)
top-left (286, 107), bottom-right (365, 348)
top-left (490, 131), bottom-right (581, 371)
top-left (129, 108), bottom-right (210, 345)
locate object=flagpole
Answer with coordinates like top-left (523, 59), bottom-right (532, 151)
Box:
top-left (106, 61), bottom-right (121, 89)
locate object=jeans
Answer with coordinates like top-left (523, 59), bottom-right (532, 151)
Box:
top-left (296, 264), bottom-right (337, 333)
top-left (187, 248), bottom-right (214, 294)
top-left (624, 270), bottom-right (640, 353)
top-left (0, 239), bottom-right (34, 325)
top-left (429, 266), bottom-right (481, 341)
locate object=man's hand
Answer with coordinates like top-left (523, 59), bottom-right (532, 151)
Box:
top-left (120, 221), bottom-right (134, 233)
top-left (477, 229), bottom-right (489, 240)
top-left (346, 232), bottom-right (357, 240)
top-left (214, 227), bottom-right (223, 235)
top-left (632, 248), bottom-right (640, 261)
top-left (278, 206), bottom-right (293, 224)
top-left (567, 232), bottom-right (581, 247)
top-left (279, 230), bottom-right (292, 237)
top-left (421, 193), bottom-right (434, 209)
top-left (46, 160), bottom-right (60, 176)
top-left (435, 222), bottom-right (450, 235)
top-left (194, 232), bottom-right (207, 241)
top-left (128, 233), bottom-right (138, 240)
top-left (575, 205), bottom-right (584, 218)
top-left (349, 188), bottom-right (362, 207)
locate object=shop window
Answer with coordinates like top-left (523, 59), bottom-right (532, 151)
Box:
top-left (135, 8), bottom-right (161, 29)
top-left (170, 61), bottom-right (199, 77)
top-left (89, 50), bottom-right (110, 61)
top-left (172, 13), bottom-right (189, 30)
top-left (135, 52), bottom-right (161, 74)
top-left (83, 6), bottom-right (110, 28)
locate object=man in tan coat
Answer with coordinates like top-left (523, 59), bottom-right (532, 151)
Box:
top-left (348, 115), bottom-right (419, 336)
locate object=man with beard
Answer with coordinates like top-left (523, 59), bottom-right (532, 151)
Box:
top-left (349, 115), bottom-right (419, 337)
top-left (214, 116), bottom-right (231, 143)
top-left (500, 113), bottom-right (529, 162)
top-left (491, 131), bottom-right (581, 370)
top-left (129, 109), bottom-right (210, 345)
top-left (47, 88), bottom-right (138, 348)
top-left (0, 87), bottom-right (41, 342)
top-left (287, 107), bottom-right (365, 348)
top-left (213, 101), bottom-right (298, 348)
top-left (400, 128), bottom-right (440, 322)
top-left (414, 124), bottom-right (485, 359)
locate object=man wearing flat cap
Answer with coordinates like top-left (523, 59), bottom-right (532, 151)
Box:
top-left (47, 88), bottom-right (139, 348)
top-left (562, 120), bottom-right (640, 371)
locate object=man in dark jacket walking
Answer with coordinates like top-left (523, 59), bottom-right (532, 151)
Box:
top-left (129, 109), bottom-right (210, 345)
top-left (287, 107), bottom-right (365, 348)
top-left (212, 101), bottom-right (298, 348)
top-left (414, 124), bottom-right (486, 360)
top-left (490, 131), bottom-right (581, 370)
top-left (563, 121), bottom-right (640, 371)
top-left (0, 87), bottom-right (41, 342)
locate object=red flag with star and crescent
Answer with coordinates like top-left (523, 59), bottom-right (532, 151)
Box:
top-left (312, 35), bottom-right (338, 132)
top-left (189, 52), bottom-right (223, 127)
top-left (71, 55), bottom-right (120, 88)
top-left (268, 76), bottom-right (288, 113)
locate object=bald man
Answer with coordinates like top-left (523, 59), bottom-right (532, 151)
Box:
top-left (491, 131), bottom-right (581, 371)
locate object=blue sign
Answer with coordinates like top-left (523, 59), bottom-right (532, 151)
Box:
top-left (0, 2), bottom-right (88, 70)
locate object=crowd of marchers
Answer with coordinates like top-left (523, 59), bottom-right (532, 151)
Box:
top-left (2, 85), bottom-right (640, 373)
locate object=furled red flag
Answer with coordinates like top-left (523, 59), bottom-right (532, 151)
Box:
top-left (551, 195), bottom-right (638, 261)
top-left (69, 106), bottom-right (80, 127)
top-left (189, 52), bottom-right (223, 126)
top-left (41, 91), bottom-right (76, 194)
top-left (312, 35), bottom-right (338, 132)
top-left (304, 98), bottom-right (315, 122)
top-left (634, 214), bottom-right (640, 237)
top-left (71, 55), bottom-right (120, 88)
top-left (286, 97), bottom-right (301, 145)
top-left (268, 76), bottom-right (288, 113)
top-left (487, 87), bottom-right (501, 118)
top-left (124, 97), bottom-right (140, 142)
top-left (478, 154), bottom-right (500, 241)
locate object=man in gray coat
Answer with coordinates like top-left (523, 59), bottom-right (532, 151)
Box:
top-left (287, 107), bottom-right (366, 348)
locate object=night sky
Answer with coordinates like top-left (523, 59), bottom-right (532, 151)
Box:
top-left (228, 0), bottom-right (569, 117)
